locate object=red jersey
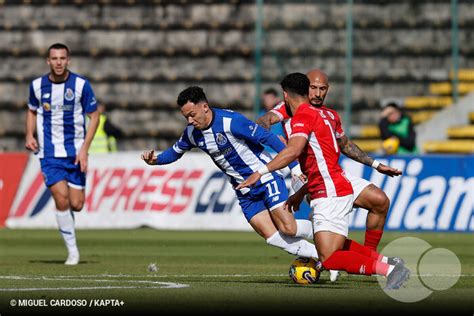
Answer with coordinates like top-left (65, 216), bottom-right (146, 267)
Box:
top-left (271, 102), bottom-right (345, 141)
top-left (289, 103), bottom-right (353, 199)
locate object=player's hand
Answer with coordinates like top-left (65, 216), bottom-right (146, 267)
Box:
top-left (25, 135), bottom-right (38, 153)
top-left (376, 163), bottom-right (402, 177)
top-left (141, 149), bottom-right (157, 165)
top-left (236, 172), bottom-right (261, 190)
top-left (75, 147), bottom-right (88, 173)
top-left (285, 190), bottom-right (305, 213)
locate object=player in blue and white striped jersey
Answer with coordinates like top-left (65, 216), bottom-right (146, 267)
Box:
top-left (25, 43), bottom-right (100, 265)
top-left (142, 86), bottom-right (317, 259)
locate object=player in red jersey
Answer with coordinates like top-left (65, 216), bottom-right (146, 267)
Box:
top-left (257, 69), bottom-right (399, 253)
top-left (238, 73), bottom-right (410, 290)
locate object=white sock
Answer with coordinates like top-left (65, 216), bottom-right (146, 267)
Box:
top-left (386, 265), bottom-right (395, 276)
top-left (381, 256), bottom-right (389, 263)
top-left (56, 210), bottom-right (78, 254)
top-left (295, 219), bottom-right (313, 239)
top-left (266, 231), bottom-right (318, 259)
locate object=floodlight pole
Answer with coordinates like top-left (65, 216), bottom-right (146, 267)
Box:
top-left (254, 0), bottom-right (264, 118)
top-left (451, 0), bottom-right (459, 104)
top-left (343, 0), bottom-right (354, 136)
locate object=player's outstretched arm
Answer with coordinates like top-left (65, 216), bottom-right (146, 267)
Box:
top-left (337, 135), bottom-right (402, 177)
top-left (141, 149), bottom-right (157, 165)
top-left (236, 136), bottom-right (306, 189)
top-left (255, 111), bottom-right (281, 130)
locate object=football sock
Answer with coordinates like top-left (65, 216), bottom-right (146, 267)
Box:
top-left (266, 231), bottom-right (318, 259)
top-left (322, 250), bottom-right (393, 276)
top-left (364, 229), bottom-right (384, 251)
top-left (343, 238), bottom-right (387, 261)
top-left (295, 219), bottom-right (313, 239)
top-left (56, 210), bottom-right (78, 254)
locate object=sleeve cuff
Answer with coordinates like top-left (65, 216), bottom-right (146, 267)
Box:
top-left (290, 133), bottom-right (308, 139)
top-left (270, 109), bottom-right (284, 122)
top-left (28, 104), bottom-right (38, 111)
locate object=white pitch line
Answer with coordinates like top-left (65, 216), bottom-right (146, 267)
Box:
top-left (0, 285), bottom-right (186, 292)
top-left (0, 275), bottom-right (189, 292)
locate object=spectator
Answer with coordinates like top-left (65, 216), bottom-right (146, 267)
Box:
top-left (258, 88), bottom-right (285, 154)
top-left (90, 103), bottom-right (123, 153)
top-left (378, 102), bottom-right (417, 154)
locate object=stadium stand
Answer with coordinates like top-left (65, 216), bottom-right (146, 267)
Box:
top-left (0, 0), bottom-right (473, 152)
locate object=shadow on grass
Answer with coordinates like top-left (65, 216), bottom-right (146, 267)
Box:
top-left (28, 260), bottom-right (100, 264)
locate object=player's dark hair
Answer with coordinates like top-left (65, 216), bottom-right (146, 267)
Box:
top-left (177, 86), bottom-right (208, 107)
top-left (47, 43), bottom-right (70, 57)
top-left (263, 88), bottom-right (278, 97)
top-left (280, 73), bottom-right (309, 97)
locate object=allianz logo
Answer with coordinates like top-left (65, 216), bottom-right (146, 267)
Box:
top-left (348, 158), bottom-right (473, 232)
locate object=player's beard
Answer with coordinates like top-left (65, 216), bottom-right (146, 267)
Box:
top-left (284, 101), bottom-right (293, 117)
top-left (310, 98), bottom-right (323, 107)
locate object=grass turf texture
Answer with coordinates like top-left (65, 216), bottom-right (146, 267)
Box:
top-left (0, 229), bottom-right (472, 315)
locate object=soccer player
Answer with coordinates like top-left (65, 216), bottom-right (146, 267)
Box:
top-left (141, 86), bottom-right (317, 259)
top-left (256, 69), bottom-right (398, 252)
top-left (25, 43), bottom-right (99, 265)
top-left (238, 73), bottom-right (410, 290)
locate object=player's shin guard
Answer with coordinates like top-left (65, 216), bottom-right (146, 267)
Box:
top-left (55, 210), bottom-right (78, 254)
top-left (322, 250), bottom-right (392, 276)
top-left (266, 231), bottom-right (318, 259)
top-left (364, 229), bottom-right (383, 251)
top-left (295, 219), bottom-right (314, 239)
top-left (343, 239), bottom-right (385, 261)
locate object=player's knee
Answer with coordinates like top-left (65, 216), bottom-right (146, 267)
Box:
top-left (54, 198), bottom-right (69, 211)
top-left (278, 223), bottom-right (297, 237)
top-left (372, 191), bottom-right (390, 215)
top-left (70, 200), bottom-right (84, 212)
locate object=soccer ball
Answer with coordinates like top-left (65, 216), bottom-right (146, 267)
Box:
top-left (289, 257), bottom-right (321, 284)
top-left (382, 137), bottom-right (400, 155)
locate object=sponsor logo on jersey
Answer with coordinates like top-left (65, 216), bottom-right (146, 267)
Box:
top-left (294, 123), bottom-right (305, 127)
top-left (43, 93), bottom-right (50, 99)
top-left (64, 88), bottom-right (75, 101)
top-left (215, 133), bottom-right (228, 146)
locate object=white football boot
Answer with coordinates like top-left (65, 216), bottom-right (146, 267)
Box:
top-left (329, 270), bottom-right (340, 282)
top-left (65, 251), bottom-right (80, 265)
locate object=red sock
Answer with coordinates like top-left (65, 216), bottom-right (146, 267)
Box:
top-left (343, 239), bottom-right (383, 261)
top-left (364, 229), bottom-right (383, 251)
top-left (322, 250), bottom-right (374, 275)
top-left (322, 250), bottom-right (391, 276)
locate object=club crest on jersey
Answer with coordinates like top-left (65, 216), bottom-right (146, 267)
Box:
top-left (42, 102), bottom-right (51, 111)
top-left (215, 133), bottom-right (228, 146)
top-left (64, 88), bottom-right (75, 101)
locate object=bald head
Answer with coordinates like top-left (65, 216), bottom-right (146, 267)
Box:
top-left (306, 69), bottom-right (329, 107)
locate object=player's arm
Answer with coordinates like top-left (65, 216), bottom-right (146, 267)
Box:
top-left (231, 114), bottom-right (299, 171)
top-left (76, 81), bottom-right (99, 172)
top-left (337, 135), bottom-right (402, 177)
top-left (236, 136), bottom-right (307, 189)
top-left (141, 129), bottom-right (193, 165)
top-left (255, 111), bottom-right (281, 130)
top-left (25, 82), bottom-right (39, 152)
top-left (141, 147), bottom-right (184, 165)
top-left (25, 109), bottom-right (38, 152)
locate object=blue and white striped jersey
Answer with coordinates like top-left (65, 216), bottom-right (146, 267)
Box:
top-left (158, 108), bottom-right (296, 194)
top-left (28, 72), bottom-right (97, 159)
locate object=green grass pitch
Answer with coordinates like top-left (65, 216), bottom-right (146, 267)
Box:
top-left (0, 229), bottom-right (472, 315)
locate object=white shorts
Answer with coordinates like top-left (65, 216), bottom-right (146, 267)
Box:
top-left (310, 194), bottom-right (354, 237)
top-left (344, 170), bottom-right (372, 199)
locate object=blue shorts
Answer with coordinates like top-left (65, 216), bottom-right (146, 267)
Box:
top-left (40, 157), bottom-right (86, 189)
top-left (237, 175), bottom-right (289, 222)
